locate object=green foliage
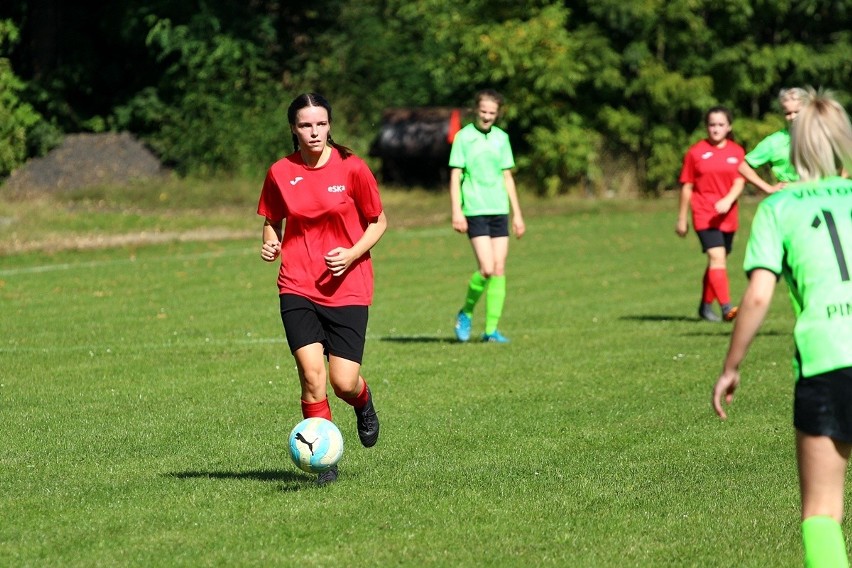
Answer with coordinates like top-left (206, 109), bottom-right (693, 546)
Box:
top-left (0, 20), bottom-right (57, 177)
top-left (113, 13), bottom-right (289, 176)
top-left (3, 0), bottom-right (851, 191)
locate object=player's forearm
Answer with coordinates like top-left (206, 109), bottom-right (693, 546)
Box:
top-left (677, 184), bottom-right (692, 220)
top-left (504, 172), bottom-right (522, 217)
top-left (722, 270), bottom-right (775, 372)
top-left (726, 178), bottom-right (746, 203)
top-left (738, 161), bottom-right (773, 194)
top-left (350, 211), bottom-right (388, 258)
top-left (449, 169), bottom-right (463, 214)
top-left (262, 219), bottom-right (282, 243)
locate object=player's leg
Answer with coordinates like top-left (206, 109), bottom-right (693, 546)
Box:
top-left (483, 235), bottom-right (509, 341)
top-left (292, 343), bottom-right (332, 420)
top-left (795, 369), bottom-right (852, 567)
top-left (706, 246), bottom-right (734, 321)
top-left (454, 234), bottom-right (492, 341)
top-left (705, 231), bottom-right (737, 320)
top-left (324, 305), bottom-right (379, 448)
top-left (280, 294), bottom-right (333, 420)
top-left (797, 432), bottom-right (850, 567)
top-left (455, 217), bottom-right (492, 341)
top-left (696, 230), bottom-right (722, 321)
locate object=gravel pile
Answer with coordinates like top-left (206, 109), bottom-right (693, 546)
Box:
top-left (1, 132), bottom-right (166, 195)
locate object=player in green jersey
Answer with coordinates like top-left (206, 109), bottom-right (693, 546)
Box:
top-left (712, 90), bottom-right (852, 568)
top-left (449, 89), bottom-right (525, 343)
top-left (738, 87), bottom-right (809, 194)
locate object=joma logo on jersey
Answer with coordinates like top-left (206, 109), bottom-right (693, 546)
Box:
top-left (327, 185), bottom-right (346, 193)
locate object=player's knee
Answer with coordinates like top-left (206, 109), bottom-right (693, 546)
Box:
top-left (331, 379), bottom-right (359, 399)
top-left (300, 366), bottom-right (327, 391)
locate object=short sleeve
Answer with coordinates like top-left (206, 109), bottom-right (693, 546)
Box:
top-left (448, 135), bottom-right (465, 169)
top-left (744, 136), bottom-right (773, 169)
top-left (678, 149), bottom-right (695, 184)
top-left (257, 169), bottom-right (286, 221)
top-left (348, 158), bottom-right (383, 220)
top-left (500, 132), bottom-right (515, 170)
top-left (743, 199), bottom-right (784, 277)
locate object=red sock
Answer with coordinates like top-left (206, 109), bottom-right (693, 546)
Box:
top-left (702, 269), bottom-right (714, 303)
top-left (339, 377), bottom-right (370, 409)
top-left (301, 398), bottom-right (332, 420)
top-left (707, 268), bottom-right (731, 305)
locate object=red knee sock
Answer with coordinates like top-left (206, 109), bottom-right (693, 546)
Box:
top-left (339, 378), bottom-right (370, 409)
top-left (707, 268), bottom-right (731, 305)
top-left (301, 398), bottom-right (332, 420)
top-left (702, 269), bottom-right (714, 303)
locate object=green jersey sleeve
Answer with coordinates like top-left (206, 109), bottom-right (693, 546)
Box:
top-left (744, 129), bottom-right (799, 183)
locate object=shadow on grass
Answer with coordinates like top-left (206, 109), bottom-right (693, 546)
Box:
top-left (379, 335), bottom-right (457, 344)
top-left (619, 314), bottom-right (699, 322)
top-left (619, 315), bottom-right (786, 337)
top-left (679, 329), bottom-right (786, 337)
top-left (165, 469), bottom-right (312, 492)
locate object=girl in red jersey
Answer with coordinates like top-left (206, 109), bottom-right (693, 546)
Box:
top-left (257, 93), bottom-right (387, 485)
top-left (676, 106), bottom-right (746, 322)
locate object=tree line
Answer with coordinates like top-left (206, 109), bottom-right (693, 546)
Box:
top-left (1, 0), bottom-right (850, 194)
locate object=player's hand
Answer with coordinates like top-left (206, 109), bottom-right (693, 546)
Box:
top-left (711, 369), bottom-right (741, 420)
top-left (675, 219), bottom-right (688, 238)
top-left (325, 247), bottom-right (355, 277)
top-left (513, 215), bottom-right (525, 239)
top-left (714, 198), bottom-right (732, 214)
top-left (261, 240), bottom-right (281, 262)
top-left (767, 183), bottom-right (786, 194)
top-left (452, 212), bottom-right (468, 234)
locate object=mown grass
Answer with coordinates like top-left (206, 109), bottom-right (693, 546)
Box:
top-left (0, 181), bottom-right (825, 566)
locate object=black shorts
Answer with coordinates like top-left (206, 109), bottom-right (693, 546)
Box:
top-left (467, 215), bottom-right (509, 239)
top-left (696, 229), bottom-right (735, 253)
top-left (794, 367), bottom-right (852, 443)
top-left (279, 294), bottom-right (368, 364)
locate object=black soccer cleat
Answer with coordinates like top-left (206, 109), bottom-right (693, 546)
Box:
top-left (316, 465), bottom-right (338, 486)
top-left (354, 387), bottom-right (380, 448)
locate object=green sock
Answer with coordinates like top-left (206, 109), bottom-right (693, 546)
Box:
top-left (484, 275), bottom-right (506, 335)
top-left (802, 516), bottom-right (849, 568)
top-left (462, 271), bottom-right (488, 315)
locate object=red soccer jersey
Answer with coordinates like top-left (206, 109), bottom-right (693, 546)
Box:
top-left (679, 139), bottom-right (745, 232)
top-left (257, 148), bottom-right (384, 306)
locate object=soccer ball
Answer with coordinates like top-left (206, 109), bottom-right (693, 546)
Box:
top-left (288, 417), bottom-right (344, 473)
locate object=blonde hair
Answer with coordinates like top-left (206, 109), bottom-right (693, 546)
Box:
top-left (779, 87), bottom-right (809, 105)
top-left (790, 89), bottom-right (852, 181)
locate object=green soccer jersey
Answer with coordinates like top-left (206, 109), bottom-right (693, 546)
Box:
top-left (744, 177), bottom-right (852, 379)
top-left (448, 123), bottom-right (515, 216)
top-left (744, 128), bottom-right (799, 183)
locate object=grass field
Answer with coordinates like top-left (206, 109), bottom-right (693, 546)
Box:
top-left (0, 186), bottom-right (823, 566)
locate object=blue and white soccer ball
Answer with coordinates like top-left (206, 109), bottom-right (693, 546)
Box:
top-left (288, 417), bottom-right (344, 474)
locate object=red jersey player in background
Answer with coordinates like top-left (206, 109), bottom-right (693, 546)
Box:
top-left (257, 93), bottom-right (387, 485)
top-left (676, 106), bottom-right (746, 322)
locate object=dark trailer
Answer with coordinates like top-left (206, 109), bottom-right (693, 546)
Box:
top-left (369, 107), bottom-right (465, 187)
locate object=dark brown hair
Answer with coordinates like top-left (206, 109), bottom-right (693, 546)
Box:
top-left (705, 106), bottom-right (735, 141)
top-left (287, 93), bottom-right (354, 159)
